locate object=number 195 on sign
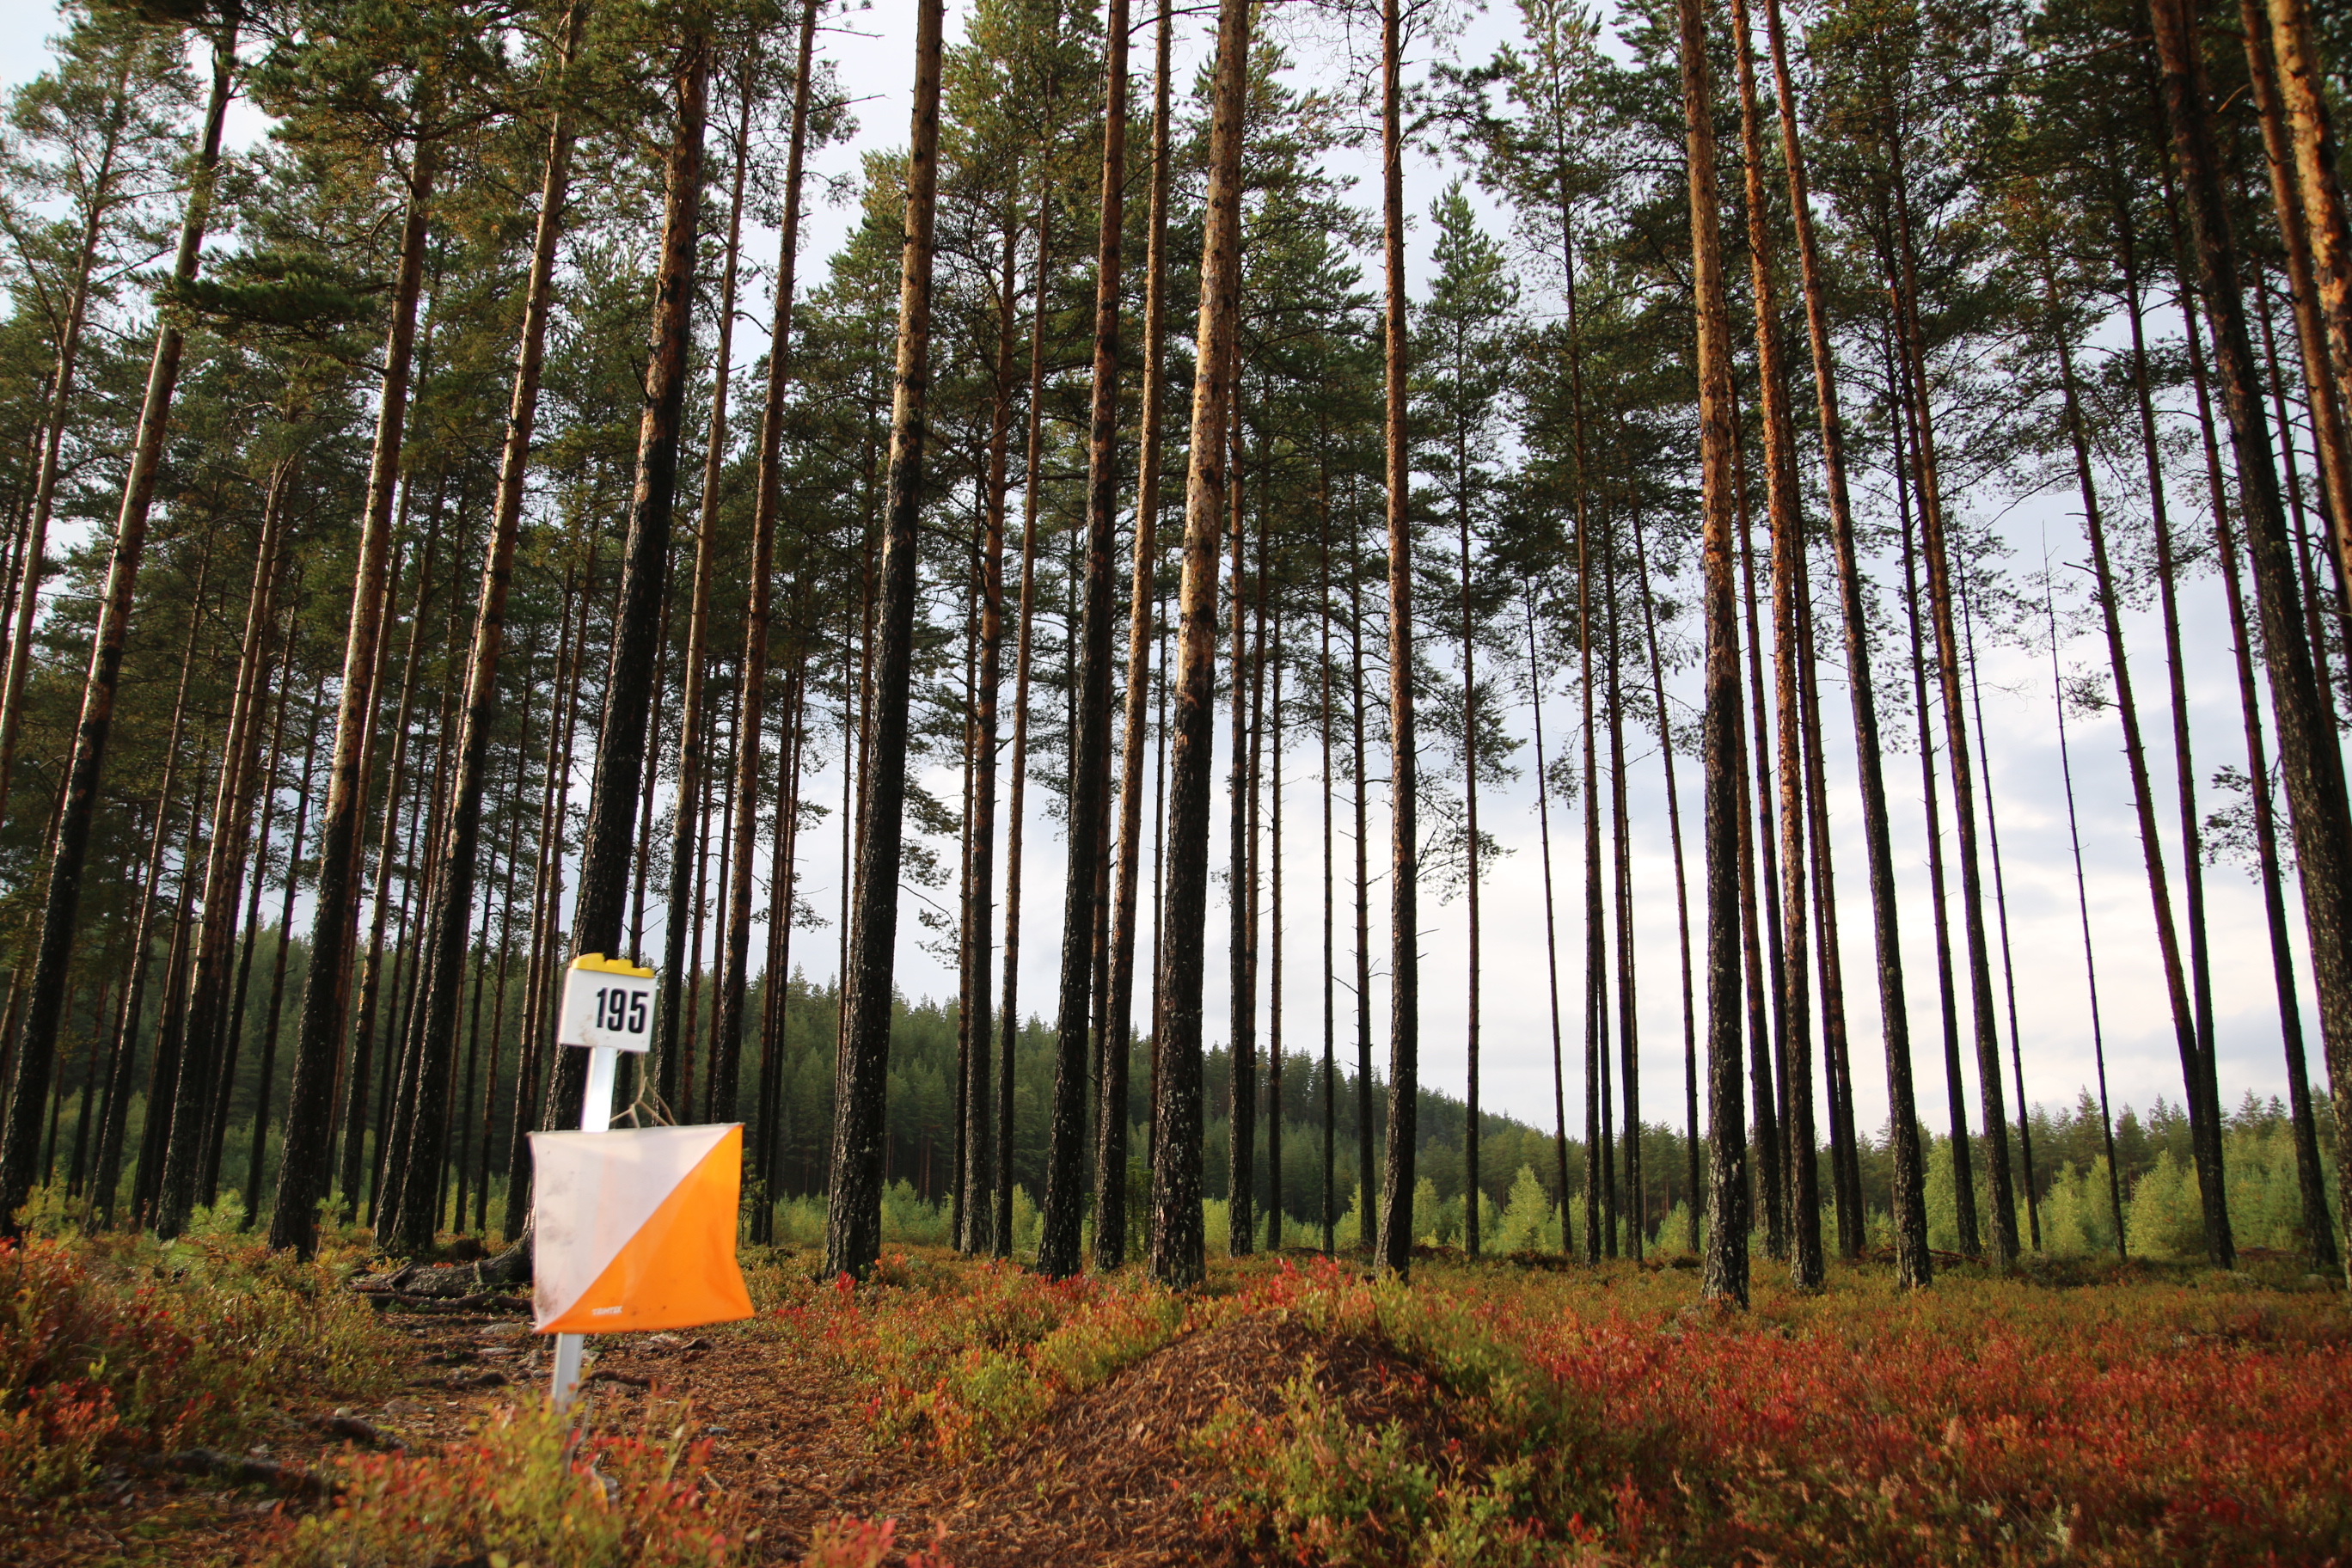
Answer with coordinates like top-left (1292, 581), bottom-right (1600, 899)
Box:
top-left (557, 956), bottom-right (658, 1053)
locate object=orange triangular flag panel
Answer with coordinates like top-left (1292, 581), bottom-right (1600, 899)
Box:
top-left (530, 1123), bottom-right (753, 1334)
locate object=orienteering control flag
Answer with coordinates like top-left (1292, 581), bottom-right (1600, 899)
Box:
top-left (530, 1122), bottom-right (755, 1334)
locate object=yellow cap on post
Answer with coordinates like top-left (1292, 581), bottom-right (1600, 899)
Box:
top-left (570, 952), bottom-right (656, 977)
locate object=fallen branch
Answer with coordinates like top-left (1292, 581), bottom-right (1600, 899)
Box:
top-left (158, 1449), bottom-right (340, 1498)
top-left (363, 1289), bottom-right (532, 1314)
top-left (312, 1415), bottom-right (403, 1450)
top-left (589, 1369), bottom-right (652, 1389)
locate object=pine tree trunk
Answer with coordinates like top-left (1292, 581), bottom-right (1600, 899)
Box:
top-left (1889, 189), bottom-right (2018, 1268)
top-left (1580, 500), bottom-right (1605, 1264)
top-left (1760, 0), bottom-right (1926, 1286)
top-left (207, 616), bottom-right (296, 1206)
top-left (1958, 576), bottom-right (2039, 1248)
top-left (961, 226), bottom-right (1016, 1256)
top-left (553, 30), bottom-right (710, 1180)
top-left (1320, 464), bottom-right (1338, 1254)
top-left (134, 752), bottom-right (211, 1227)
top-left (1148, 0), bottom-right (1250, 1289)
top-left (1890, 382), bottom-right (1977, 1261)
top-left (2039, 245), bottom-right (2232, 1265)
top-left (1605, 556), bottom-right (1640, 1259)
top-left (1374, 0), bottom-right (1419, 1278)
top-left (2214, 439), bottom-right (2339, 1267)
top-left (1105, 0), bottom-right (1174, 1271)
top-left (1730, 456), bottom-right (1779, 1259)
top-left (822, 0), bottom-right (943, 1279)
top-left (1044, 0), bottom-right (1130, 1278)
top-left (2264, 0), bottom-right (2352, 595)
top-left (502, 556), bottom-right (589, 1241)
top-left (1633, 514), bottom-right (1697, 1256)
top-left (1798, 570), bottom-right (1864, 1259)
top-left (1727, 0), bottom-right (1816, 1284)
top-left (2243, 0), bottom-right (2352, 609)
top-left (90, 589), bottom-right (209, 1228)
top-left (1268, 628), bottom-right (1285, 1252)
top-left (723, 0), bottom-right (819, 1170)
top-left (384, 12), bottom-right (584, 1253)
top-left (996, 117), bottom-right (1057, 1257)
top-left (657, 65), bottom-right (747, 1116)
top-left (1675, 0), bottom-right (1751, 1305)
top-left (1350, 530), bottom-right (1373, 1253)
top-left (266, 113), bottom-right (441, 1256)
top-left (0, 83), bottom-right (123, 807)
top-left (342, 517), bottom-right (437, 1223)
top-left (1460, 463), bottom-right (1482, 1258)
top-left (156, 469), bottom-right (291, 1237)
top-left (1228, 382), bottom-right (1256, 1259)
top-left (0, 28), bottom-right (236, 1239)
top-left (243, 683), bottom-right (320, 1223)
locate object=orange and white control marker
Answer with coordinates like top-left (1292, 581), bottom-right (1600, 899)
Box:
top-left (538, 952), bottom-right (756, 1412)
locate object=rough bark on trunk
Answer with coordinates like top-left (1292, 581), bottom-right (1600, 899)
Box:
top-left (720, 5), bottom-right (818, 1136)
top-left (1, 29), bottom-right (236, 1240)
top-left (1761, 0), bottom-right (1926, 1286)
top-left (1105, 0), bottom-right (1174, 1271)
top-left (1148, 0), bottom-right (1250, 1289)
top-left (385, 10), bottom-right (585, 1253)
top-left (267, 107), bottom-right (442, 1259)
top-left (1374, 0), bottom-right (1418, 1279)
top-left (1046, 0), bottom-right (1130, 1278)
top-left (1729, 0), bottom-right (1816, 1285)
top-left (823, 0), bottom-right (942, 1280)
top-left (2265, 0), bottom-right (2352, 597)
top-left (1675, 0), bottom-right (1750, 1307)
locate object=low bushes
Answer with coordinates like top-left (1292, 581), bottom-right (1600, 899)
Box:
top-left (0, 1229), bottom-right (393, 1513)
top-left (266, 1402), bottom-right (738, 1568)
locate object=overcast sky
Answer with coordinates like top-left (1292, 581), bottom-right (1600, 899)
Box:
top-left (0, 0), bottom-right (2320, 1150)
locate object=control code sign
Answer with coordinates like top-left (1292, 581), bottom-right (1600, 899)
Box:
top-left (558, 954), bottom-right (657, 1052)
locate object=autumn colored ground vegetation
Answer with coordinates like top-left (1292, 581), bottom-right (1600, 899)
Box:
top-left (10, 1234), bottom-right (2345, 1564)
top-left (0, 1220), bottom-right (391, 1516)
top-left (761, 1247), bottom-right (2352, 1565)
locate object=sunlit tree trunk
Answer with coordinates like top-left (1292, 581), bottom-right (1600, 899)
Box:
top-left (1761, 0), bottom-right (1926, 1285)
top-left (1148, 0), bottom-right (1250, 1289)
top-left (1675, 0), bottom-right (1751, 1308)
top-left (1728, 0), bottom-right (1816, 1284)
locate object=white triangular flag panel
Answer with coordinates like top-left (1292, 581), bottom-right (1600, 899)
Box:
top-left (530, 1122), bottom-right (752, 1333)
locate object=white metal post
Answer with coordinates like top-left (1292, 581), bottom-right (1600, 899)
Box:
top-left (550, 1043), bottom-right (619, 1412)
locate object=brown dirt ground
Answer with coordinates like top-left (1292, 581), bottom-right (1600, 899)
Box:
top-left (21, 1279), bottom-right (1440, 1567)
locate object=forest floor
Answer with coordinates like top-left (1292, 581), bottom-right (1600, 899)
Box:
top-left (15, 1234), bottom-right (2352, 1565)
